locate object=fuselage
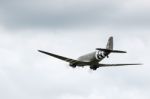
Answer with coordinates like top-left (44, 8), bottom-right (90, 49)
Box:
top-left (77, 50), bottom-right (110, 66)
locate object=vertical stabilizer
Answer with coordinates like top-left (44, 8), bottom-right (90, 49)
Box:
top-left (106, 36), bottom-right (113, 50)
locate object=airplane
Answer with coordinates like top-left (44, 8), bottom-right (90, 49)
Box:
top-left (38, 36), bottom-right (142, 70)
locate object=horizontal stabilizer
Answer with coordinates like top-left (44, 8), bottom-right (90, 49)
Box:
top-left (96, 48), bottom-right (127, 53)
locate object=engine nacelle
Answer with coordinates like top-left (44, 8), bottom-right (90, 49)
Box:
top-left (95, 50), bottom-right (106, 60)
top-left (90, 65), bottom-right (99, 70)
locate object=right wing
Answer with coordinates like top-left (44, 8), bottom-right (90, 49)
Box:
top-left (98, 63), bottom-right (142, 67)
top-left (38, 50), bottom-right (88, 64)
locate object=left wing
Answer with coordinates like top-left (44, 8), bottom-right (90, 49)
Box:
top-left (38, 50), bottom-right (88, 64)
top-left (98, 63), bottom-right (142, 67)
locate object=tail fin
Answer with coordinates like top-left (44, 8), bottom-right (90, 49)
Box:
top-left (106, 36), bottom-right (113, 50)
top-left (96, 36), bottom-right (126, 53)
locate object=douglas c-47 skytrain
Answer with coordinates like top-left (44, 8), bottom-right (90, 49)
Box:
top-left (38, 36), bottom-right (142, 70)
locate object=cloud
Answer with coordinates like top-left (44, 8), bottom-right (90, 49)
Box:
top-left (0, 26), bottom-right (150, 99)
top-left (0, 0), bottom-right (150, 99)
top-left (0, 0), bottom-right (150, 29)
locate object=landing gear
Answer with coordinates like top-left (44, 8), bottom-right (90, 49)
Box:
top-left (71, 65), bottom-right (76, 68)
top-left (90, 65), bottom-right (98, 70)
top-left (69, 63), bottom-right (76, 68)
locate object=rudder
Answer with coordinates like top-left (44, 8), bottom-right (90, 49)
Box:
top-left (106, 36), bottom-right (113, 50)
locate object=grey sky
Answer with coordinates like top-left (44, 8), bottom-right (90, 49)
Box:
top-left (0, 0), bottom-right (150, 99)
top-left (0, 0), bottom-right (150, 29)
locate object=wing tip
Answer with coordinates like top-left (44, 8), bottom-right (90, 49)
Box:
top-left (38, 50), bottom-right (44, 53)
top-left (38, 50), bottom-right (48, 55)
top-left (135, 63), bottom-right (143, 65)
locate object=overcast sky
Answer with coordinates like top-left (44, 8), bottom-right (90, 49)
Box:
top-left (0, 0), bottom-right (150, 99)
